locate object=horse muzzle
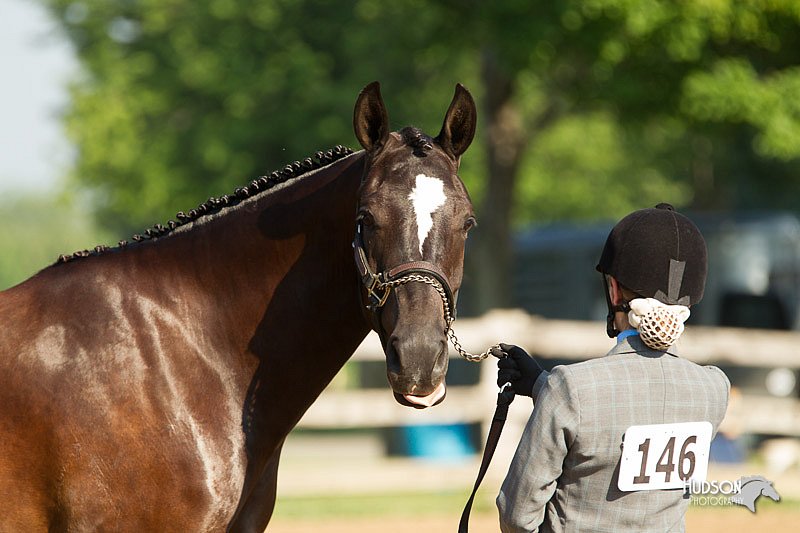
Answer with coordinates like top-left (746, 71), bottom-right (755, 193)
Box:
top-left (386, 333), bottom-right (449, 409)
top-left (393, 382), bottom-right (447, 409)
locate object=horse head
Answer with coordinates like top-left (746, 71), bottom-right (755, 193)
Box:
top-left (733, 476), bottom-right (781, 512)
top-left (352, 81), bottom-right (477, 409)
top-left (759, 479), bottom-right (781, 503)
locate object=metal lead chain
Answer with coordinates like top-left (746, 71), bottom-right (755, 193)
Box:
top-left (382, 274), bottom-right (498, 362)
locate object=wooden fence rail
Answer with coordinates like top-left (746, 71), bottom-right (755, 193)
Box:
top-left (297, 309), bottom-right (800, 439)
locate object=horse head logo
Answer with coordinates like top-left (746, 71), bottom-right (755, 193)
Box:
top-left (730, 476), bottom-right (781, 513)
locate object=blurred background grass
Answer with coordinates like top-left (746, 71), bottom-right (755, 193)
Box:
top-left (0, 193), bottom-right (111, 289)
top-left (266, 490), bottom-right (798, 532)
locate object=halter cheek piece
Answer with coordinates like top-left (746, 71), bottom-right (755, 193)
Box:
top-left (352, 221), bottom-right (457, 318)
top-left (352, 219), bottom-right (498, 362)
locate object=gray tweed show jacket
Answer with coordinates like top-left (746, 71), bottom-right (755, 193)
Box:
top-left (497, 335), bottom-right (730, 533)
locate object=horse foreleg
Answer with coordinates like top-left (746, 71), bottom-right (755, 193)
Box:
top-left (227, 442), bottom-right (283, 533)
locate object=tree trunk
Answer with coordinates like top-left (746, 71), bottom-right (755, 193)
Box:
top-left (466, 50), bottom-right (564, 314)
top-left (468, 51), bottom-right (529, 313)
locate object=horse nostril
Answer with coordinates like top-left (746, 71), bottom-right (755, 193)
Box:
top-left (438, 339), bottom-right (447, 359)
top-left (386, 335), bottom-right (402, 375)
top-left (387, 334), bottom-right (447, 378)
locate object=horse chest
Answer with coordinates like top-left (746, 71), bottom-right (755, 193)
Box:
top-left (149, 368), bottom-right (249, 528)
top-left (183, 422), bottom-right (248, 529)
top-left (57, 397), bottom-right (247, 530)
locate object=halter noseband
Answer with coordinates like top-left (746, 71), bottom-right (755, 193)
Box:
top-left (351, 207), bottom-right (495, 363)
top-left (352, 221), bottom-right (457, 319)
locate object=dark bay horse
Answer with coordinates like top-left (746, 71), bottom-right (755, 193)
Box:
top-left (0, 82), bottom-right (477, 531)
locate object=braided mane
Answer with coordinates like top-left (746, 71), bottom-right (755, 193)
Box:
top-left (56, 145), bottom-right (355, 264)
top-left (400, 126), bottom-right (434, 156)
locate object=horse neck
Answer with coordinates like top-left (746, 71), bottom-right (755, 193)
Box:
top-left (176, 152), bottom-right (371, 366)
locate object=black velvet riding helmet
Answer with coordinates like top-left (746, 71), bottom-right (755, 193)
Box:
top-left (597, 203), bottom-right (708, 336)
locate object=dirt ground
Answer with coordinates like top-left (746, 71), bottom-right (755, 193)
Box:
top-left (271, 435), bottom-right (799, 532)
top-left (268, 507), bottom-right (796, 533)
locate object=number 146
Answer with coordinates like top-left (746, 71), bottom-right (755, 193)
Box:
top-left (634, 435), bottom-right (697, 484)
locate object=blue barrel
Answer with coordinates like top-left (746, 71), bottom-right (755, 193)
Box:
top-left (401, 423), bottom-right (476, 462)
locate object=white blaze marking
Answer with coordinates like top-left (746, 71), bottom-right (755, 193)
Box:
top-left (408, 174), bottom-right (447, 255)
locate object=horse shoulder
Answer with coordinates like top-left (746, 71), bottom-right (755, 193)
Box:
top-left (0, 262), bottom-right (246, 530)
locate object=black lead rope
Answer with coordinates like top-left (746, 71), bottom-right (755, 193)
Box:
top-left (458, 383), bottom-right (516, 533)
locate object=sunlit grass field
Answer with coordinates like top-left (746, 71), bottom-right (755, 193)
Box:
top-left (269, 490), bottom-right (798, 532)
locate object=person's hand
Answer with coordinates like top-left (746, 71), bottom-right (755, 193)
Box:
top-left (492, 343), bottom-right (543, 397)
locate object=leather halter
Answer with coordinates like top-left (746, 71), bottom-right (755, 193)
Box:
top-left (352, 220), bottom-right (457, 331)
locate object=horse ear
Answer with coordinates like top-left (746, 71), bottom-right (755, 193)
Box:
top-left (436, 83), bottom-right (477, 160)
top-left (353, 81), bottom-right (390, 153)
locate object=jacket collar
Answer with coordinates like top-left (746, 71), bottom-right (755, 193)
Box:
top-left (608, 334), bottom-right (680, 359)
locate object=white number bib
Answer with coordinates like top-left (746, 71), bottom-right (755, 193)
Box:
top-left (618, 421), bottom-right (712, 492)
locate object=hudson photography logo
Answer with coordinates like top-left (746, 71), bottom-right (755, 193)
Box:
top-left (685, 476), bottom-right (781, 512)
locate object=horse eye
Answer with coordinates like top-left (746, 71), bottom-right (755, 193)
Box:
top-left (463, 216), bottom-right (477, 232)
top-left (358, 210), bottom-right (375, 227)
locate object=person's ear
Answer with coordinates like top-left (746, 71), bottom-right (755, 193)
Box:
top-left (608, 276), bottom-right (624, 307)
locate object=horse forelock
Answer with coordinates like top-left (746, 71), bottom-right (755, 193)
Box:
top-left (362, 127), bottom-right (470, 258)
top-left (399, 126), bottom-right (434, 156)
top-left (55, 145), bottom-right (355, 265)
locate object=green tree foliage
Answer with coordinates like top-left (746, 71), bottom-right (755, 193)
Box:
top-left (46, 0), bottom-right (479, 234)
top-left (433, 0), bottom-right (800, 307)
top-left (517, 112), bottom-right (692, 222)
top-left (39, 0), bottom-right (800, 310)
